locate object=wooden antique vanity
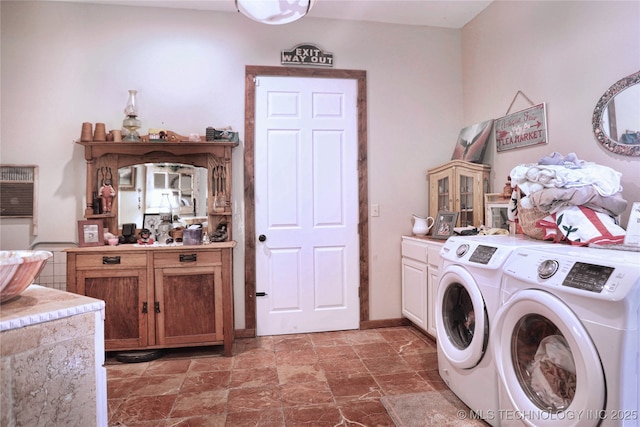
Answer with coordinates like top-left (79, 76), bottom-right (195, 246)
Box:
top-left (66, 137), bottom-right (237, 356)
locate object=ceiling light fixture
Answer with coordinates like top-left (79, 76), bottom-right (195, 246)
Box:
top-left (235, 0), bottom-right (316, 25)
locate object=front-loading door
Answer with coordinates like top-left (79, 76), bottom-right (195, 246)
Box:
top-left (493, 289), bottom-right (605, 427)
top-left (436, 265), bottom-right (489, 369)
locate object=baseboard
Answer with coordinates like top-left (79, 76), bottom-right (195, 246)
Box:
top-left (406, 323), bottom-right (437, 342)
top-left (234, 328), bottom-right (256, 338)
top-left (362, 318), bottom-right (436, 343)
top-left (359, 317), bottom-right (411, 330)
top-left (235, 318), bottom-right (413, 338)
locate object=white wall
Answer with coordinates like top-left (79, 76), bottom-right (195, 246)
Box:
top-left (3, 1), bottom-right (637, 327)
top-left (462, 1), bottom-right (640, 225)
top-left (0, 1), bottom-right (463, 326)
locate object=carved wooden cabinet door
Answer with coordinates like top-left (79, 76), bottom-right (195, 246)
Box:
top-left (78, 268), bottom-right (149, 350)
top-left (67, 245), bottom-right (234, 355)
top-left (153, 249), bottom-right (224, 347)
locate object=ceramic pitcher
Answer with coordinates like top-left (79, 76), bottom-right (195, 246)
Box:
top-left (412, 214), bottom-right (435, 236)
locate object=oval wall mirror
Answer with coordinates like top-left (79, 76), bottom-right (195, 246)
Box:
top-left (593, 70), bottom-right (640, 156)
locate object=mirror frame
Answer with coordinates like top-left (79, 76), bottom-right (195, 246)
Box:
top-left (118, 162), bottom-right (209, 228)
top-left (592, 70), bottom-right (640, 157)
top-left (77, 140), bottom-right (237, 237)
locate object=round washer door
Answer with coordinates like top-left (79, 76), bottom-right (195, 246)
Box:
top-left (493, 289), bottom-right (605, 427)
top-left (435, 265), bottom-right (489, 369)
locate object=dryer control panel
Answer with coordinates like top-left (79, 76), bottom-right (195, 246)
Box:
top-left (503, 248), bottom-right (640, 301)
top-left (536, 258), bottom-right (614, 293)
top-left (561, 262), bottom-right (615, 293)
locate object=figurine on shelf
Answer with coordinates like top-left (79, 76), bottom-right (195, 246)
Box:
top-left (98, 166), bottom-right (116, 213)
top-left (137, 228), bottom-right (155, 245)
top-left (100, 179), bottom-right (116, 213)
top-left (503, 176), bottom-right (513, 199)
top-left (209, 223), bottom-right (228, 242)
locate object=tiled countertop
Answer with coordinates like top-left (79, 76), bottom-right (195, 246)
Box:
top-left (0, 284), bottom-right (104, 332)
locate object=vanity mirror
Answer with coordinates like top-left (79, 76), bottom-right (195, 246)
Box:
top-left (117, 163), bottom-right (208, 230)
top-left (77, 139), bottom-right (237, 239)
top-left (593, 70), bottom-right (640, 157)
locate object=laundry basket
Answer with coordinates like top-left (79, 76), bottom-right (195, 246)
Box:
top-left (516, 189), bottom-right (549, 240)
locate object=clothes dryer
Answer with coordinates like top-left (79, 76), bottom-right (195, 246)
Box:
top-left (436, 235), bottom-right (552, 426)
top-left (494, 245), bottom-right (640, 427)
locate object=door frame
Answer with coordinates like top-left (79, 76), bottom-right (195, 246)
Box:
top-left (243, 65), bottom-right (369, 335)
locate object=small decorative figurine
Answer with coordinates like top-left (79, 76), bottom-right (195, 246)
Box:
top-left (137, 228), bottom-right (155, 245)
top-left (98, 166), bottom-right (116, 213)
top-left (100, 178), bottom-right (116, 213)
top-left (209, 223), bottom-right (228, 242)
top-left (503, 176), bottom-right (512, 199)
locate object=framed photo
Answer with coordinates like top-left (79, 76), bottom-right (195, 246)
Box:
top-left (118, 166), bottom-right (136, 191)
top-left (451, 119), bottom-right (494, 163)
top-left (485, 193), bottom-right (514, 233)
top-left (143, 213), bottom-right (161, 232)
top-left (486, 203), bottom-right (510, 231)
top-left (623, 202), bottom-right (640, 246)
top-left (78, 219), bottom-right (104, 247)
top-left (432, 211), bottom-right (458, 239)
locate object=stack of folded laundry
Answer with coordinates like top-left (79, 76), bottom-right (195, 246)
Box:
top-left (508, 152), bottom-right (627, 245)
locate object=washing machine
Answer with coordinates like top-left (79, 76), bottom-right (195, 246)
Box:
top-left (436, 235), bottom-right (552, 426)
top-left (493, 245), bottom-right (640, 427)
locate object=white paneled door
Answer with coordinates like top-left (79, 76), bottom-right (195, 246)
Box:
top-left (254, 76), bottom-right (359, 336)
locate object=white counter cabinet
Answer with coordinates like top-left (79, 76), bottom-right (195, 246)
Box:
top-left (401, 236), bottom-right (444, 338)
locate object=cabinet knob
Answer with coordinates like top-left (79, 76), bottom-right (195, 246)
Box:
top-left (258, 234), bottom-right (267, 242)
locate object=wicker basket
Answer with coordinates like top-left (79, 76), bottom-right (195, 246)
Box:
top-left (516, 189), bottom-right (549, 240)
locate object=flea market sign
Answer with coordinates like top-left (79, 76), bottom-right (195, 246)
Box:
top-left (494, 103), bottom-right (548, 152)
top-left (281, 43), bottom-right (334, 67)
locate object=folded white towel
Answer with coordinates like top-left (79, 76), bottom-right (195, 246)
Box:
top-left (510, 163), bottom-right (623, 197)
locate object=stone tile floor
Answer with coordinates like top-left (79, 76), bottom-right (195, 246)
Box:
top-left (106, 326), bottom-right (449, 426)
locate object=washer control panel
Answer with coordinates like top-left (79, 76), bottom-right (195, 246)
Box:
top-left (441, 237), bottom-right (510, 269)
top-left (441, 235), bottom-right (555, 270)
top-left (468, 245), bottom-right (498, 265)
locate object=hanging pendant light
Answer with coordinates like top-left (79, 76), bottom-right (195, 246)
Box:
top-left (235, 0), bottom-right (316, 25)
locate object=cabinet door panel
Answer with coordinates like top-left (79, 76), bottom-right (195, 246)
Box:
top-left (429, 170), bottom-right (453, 220)
top-left (155, 266), bottom-right (223, 346)
top-left (428, 161), bottom-right (490, 228)
top-left (458, 173), bottom-right (475, 227)
top-left (79, 270), bottom-right (148, 350)
top-left (401, 258), bottom-right (428, 331)
top-left (427, 267), bottom-right (439, 338)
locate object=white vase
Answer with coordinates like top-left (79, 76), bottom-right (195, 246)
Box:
top-left (412, 214), bottom-right (434, 236)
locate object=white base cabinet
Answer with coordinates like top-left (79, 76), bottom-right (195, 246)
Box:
top-left (401, 236), bottom-right (444, 338)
